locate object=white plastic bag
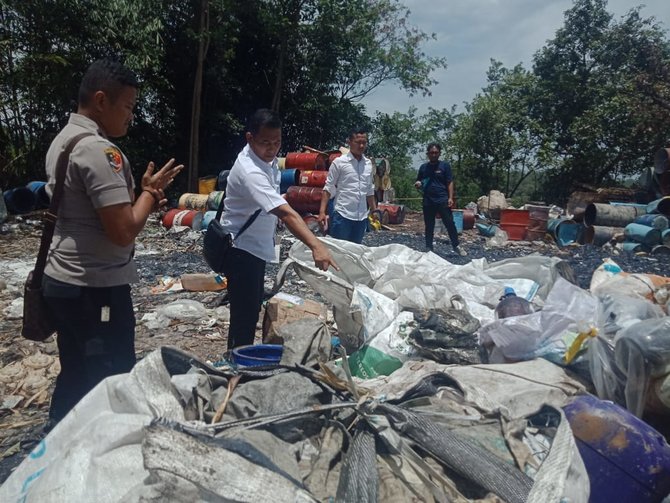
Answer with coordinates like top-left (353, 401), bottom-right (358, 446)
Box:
top-left (587, 295), bottom-right (665, 407)
top-left (478, 278), bottom-right (598, 362)
top-left (614, 317), bottom-right (670, 417)
top-left (350, 284), bottom-right (399, 343)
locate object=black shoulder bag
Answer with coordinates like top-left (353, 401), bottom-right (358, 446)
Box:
top-left (22, 132), bottom-right (93, 341)
top-left (203, 195), bottom-right (261, 273)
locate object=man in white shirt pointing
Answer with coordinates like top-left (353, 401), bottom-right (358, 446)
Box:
top-left (317, 128), bottom-right (378, 243)
top-left (220, 109), bottom-right (338, 350)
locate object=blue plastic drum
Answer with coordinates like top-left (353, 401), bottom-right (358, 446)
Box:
top-left (563, 394), bottom-right (670, 502)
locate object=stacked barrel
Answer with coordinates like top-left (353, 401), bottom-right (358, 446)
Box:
top-left (280, 151), bottom-right (340, 229)
top-left (546, 198), bottom-right (670, 254)
top-left (163, 175), bottom-right (225, 231)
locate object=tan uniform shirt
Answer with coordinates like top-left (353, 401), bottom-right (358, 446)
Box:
top-left (44, 113), bottom-right (138, 287)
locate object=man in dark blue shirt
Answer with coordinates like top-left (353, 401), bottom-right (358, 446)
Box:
top-left (415, 142), bottom-right (466, 256)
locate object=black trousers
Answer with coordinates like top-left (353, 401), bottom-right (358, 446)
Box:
top-left (42, 275), bottom-right (136, 423)
top-left (423, 202), bottom-right (460, 250)
top-left (222, 247), bottom-right (266, 350)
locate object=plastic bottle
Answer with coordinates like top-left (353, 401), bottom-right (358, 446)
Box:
top-left (494, 287), bottom-right (534, 319)
top-left (181, 273), bottom-right (227, 292)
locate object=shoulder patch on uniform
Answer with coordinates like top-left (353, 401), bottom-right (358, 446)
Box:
top-left (104, 147), bottom-right (123, 173)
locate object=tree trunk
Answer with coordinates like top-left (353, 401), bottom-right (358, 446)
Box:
top-left (271, 38), bottom-right (286, 112)
top-left (188, 0), bottom-right (210, 193)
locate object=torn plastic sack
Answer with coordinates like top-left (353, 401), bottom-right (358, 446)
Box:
top-left (590, 258), bottom-right (670, 302)
top-left (478, 277), bottom-right (598, 363)
top-left (483, 254), bottom-right (568, 302)
top-left (407, 295), bottom-right (481, 365)
top-left (598, 293), bottom-right (665, 335)
top-left (278, 318), bottom-right (331, 368)
top-left (276, 238), bottom-right (503, 334)
top-left (1, 346), bottom-right (592, 503)
top-left (350, 284), bottom-right (400, 346)
top-left (348, 311), bottom-right (416, 379)
top-left (614, 317), bottom-right (670, 417)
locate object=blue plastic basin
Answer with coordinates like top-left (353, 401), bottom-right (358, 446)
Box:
top-left (231, 344), bottom-right (283, 367)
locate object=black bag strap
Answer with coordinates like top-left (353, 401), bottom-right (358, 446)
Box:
top-left (237, 209), bottom-right (262, 239)
top-left (214, 193), bottom-right (261, 240)
top-left (30, 132), bottom-right (94, 287)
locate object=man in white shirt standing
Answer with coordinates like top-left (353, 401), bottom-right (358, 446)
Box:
top-left (317, 128), bottom-right (378, 243)
top-left (220, 109), bottom-right (338, 350)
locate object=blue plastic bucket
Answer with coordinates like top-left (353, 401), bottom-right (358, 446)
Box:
top-left (3, 187), bottom-right (36, 214)
top-left (26, 181), bottom-right (50, 209)
top-left (231, 344), bottom-right (283, 367)
top-left (280, 169), bottom-right (299, 194)
top-left (452, 210), bottom-right (463, 234)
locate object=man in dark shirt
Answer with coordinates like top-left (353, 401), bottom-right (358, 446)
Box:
top-left (415, 142), bottom-right (467, 256)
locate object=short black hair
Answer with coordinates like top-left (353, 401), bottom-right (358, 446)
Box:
top-left (427, 142), bottom-right (442, 152)
top-left (247, 108), bottom-right (282, 134)
top-left (78, 59), bottom-right (138, 106)
top-left (348, 127), bottom-right (368, 139)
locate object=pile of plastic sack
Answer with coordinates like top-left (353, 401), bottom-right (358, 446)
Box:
top-left (278, 239), bottom-right (670, 421)
top-left (2, 238), bottom-right (669, 502)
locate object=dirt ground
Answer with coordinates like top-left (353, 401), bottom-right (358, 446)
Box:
top-left (0, 208), bottom-right (668, 483)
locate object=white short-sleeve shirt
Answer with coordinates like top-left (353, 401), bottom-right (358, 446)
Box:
top-left (323, 152), bottom-right (374, 221)
top-left (220, 145), bottom-right (286, 261)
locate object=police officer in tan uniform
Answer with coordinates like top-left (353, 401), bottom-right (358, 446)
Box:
top-left (43, 59), bottom-right (183, 425)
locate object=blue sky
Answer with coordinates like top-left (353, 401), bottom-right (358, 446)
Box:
top-left (361, 0), bottom-right (670, 116)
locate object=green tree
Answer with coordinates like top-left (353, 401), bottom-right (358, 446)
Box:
top-left (531, 0), bottom-right (670, 202)
top-left (368, 108), bottom-right (423, 208)
top-left (0, 0), bottom-right (446, 193)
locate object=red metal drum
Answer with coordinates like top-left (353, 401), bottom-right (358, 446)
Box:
top-left (462, 209), bottom-right (476, 230)
top-left (162, 209), bottom-right (203, 230)
top-left (500, 209), bottom-right (530, 240)
top-left (285, 186), bottom-right (324, 214)
top-left (378, 203), bottom-right (406, 224)
top-left (298, 170), bottom-right (328, 188)
top-left (285, 152), bottom-right (327, 170)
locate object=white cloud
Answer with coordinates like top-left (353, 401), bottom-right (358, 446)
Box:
top-left (362, 0), bottom-right (670, 116)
